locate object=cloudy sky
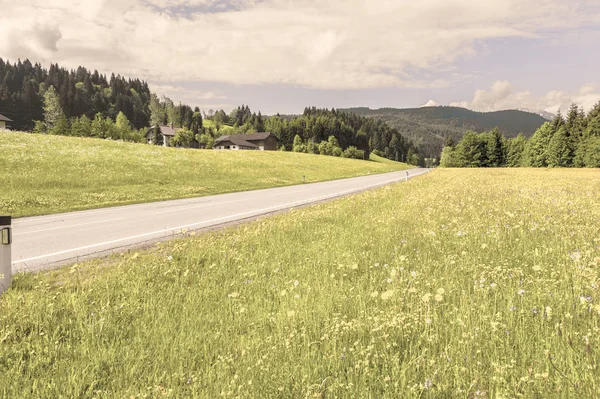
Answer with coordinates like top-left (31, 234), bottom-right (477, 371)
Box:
top-left (1, 0), bottom-right (599, 115)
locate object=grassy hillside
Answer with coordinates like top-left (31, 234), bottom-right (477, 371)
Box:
top-left (343, 106), bottom-right (549, 158)
top-left (202, 119), bottom-right (235, 135)
top-left (0, 131), bottom-right (409, 217)
top-left (1, 169), bottom-right (599, 397)
top-left (369, 152), bottom-right (404, 165)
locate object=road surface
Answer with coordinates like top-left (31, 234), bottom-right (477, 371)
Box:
top-left (11, 168), bottom-right (429, 272)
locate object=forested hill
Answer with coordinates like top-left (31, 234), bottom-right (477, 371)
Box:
top-left (0, 58), bottom-right (424, 165)
top-left (342, 106), bottom-right (549, 158)
top-left (0, 58), bottom-right (200, 132)
top-left (439, 103), bottom-right (600, 168)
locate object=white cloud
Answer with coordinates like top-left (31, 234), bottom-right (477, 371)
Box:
top-left (149, 83), bottom-right (231, 109)
top-left (0, 0), bottom-right (598, 92)
top-left (450, 81), bottom-right (600, 113)
top-left (421, 100), bottom-right (439, 107)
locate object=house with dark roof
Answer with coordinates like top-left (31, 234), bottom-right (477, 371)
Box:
top-left (0, 113), bottom-right (12, 131)
top-left (145, 124), bottom-right (177, 147)
top-left (214, 132), bottom-right (278, 151)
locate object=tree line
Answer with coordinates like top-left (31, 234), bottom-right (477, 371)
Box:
top-left (0, 58), bottom-right (204, 138)
top-left (0, 58), bottom-right (153, 131)
top-left (266, 108), bottom-right (423, 165)
top-left (163, 104), bottom-right (425, 165)
top-left (440, 103), bottom-right (600, 168)
top-left (1, 58), bottom-right (424, 165)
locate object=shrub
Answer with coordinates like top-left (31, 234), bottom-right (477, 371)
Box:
top-left (342, 146), bottom-right (364, 159)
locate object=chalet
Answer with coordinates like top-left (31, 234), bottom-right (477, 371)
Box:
top-left (0, 113), bottom-right (12, 131)
top-left (145, 124), bottom-right (176, 147)
top-left (214, 132), bottom-right (278, 151)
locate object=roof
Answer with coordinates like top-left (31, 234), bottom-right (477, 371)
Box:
top-left (215, 132), bottom-right (276, 143)
top-left (217, 138), bottom-right (259, 149)
top-left (158, 125), bottom-right (177, 137)
top-left (0, 113), bottom-right (12, 122)
top-left (145, 125), bottom-right (177, 137)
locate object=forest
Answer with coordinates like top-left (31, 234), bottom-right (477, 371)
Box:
top-left (0, 58), bottom-right (424, 165)
top-left (344, 106), bottom-right (548, 159)
top-left (439, 103), bottom-right (600, 168)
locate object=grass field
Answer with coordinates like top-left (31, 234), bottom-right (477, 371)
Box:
top-left (1, 169), bottom-right (599, 397)
top-left (0, 131), bottom-right (409, 217)
top-left (202, 120), bottom-right (235, 134)
top-left (369, 152), bottom-right (402, 165)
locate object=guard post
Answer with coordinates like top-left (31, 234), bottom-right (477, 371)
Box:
top-left (0, 216), bottom-right (12, 295)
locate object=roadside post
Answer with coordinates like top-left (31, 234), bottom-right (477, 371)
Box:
top-left (0, 216), bottom-right (11, 295)
top-left (405, 171), bottom-right (409, 181)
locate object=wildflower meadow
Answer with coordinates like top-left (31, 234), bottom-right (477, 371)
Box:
top-left (1, 169), bottom-right (599, 397)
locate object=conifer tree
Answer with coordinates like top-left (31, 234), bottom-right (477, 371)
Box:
top-left (523, 122), bottom-right (555, 167)
top-left (454, 131), bottom-right (485, 167)
top-left (43, 86), bottom-right (65, 132)
top-left (485, 128), bottom-right (505, 167)
top-left (153, 125), bottom-right (164, 146)
top-left (546, 126), bottom-right (573, 167)
top-left (505, 134), bottom-right (527, 167)
top-left (115, 111), bottom-right (132, 140)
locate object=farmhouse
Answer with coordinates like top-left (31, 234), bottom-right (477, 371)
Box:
top-left (214, 132), bottom-right (278, 151)
top-left (0, 113), bottom-right (12, 131)
top-left (145, 124), bottom-right (176, 147)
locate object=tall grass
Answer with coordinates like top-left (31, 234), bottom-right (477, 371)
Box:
top-left (1, 169), bottom-right (599, 397)
top-left (0, 131), bottom-right (408, 217)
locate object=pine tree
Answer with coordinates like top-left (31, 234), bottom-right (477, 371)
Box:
top-left (546, 127), bottom-right (573, 167)
top-left (454, 131), bottom-right (485, 167)
top-left (190, 111), bottom-right (203, 135)
top-left (292, 135), bottom-right (305, 153)
top-left (43, 86), bottom-right (64, 132)
top-left (52, 113), bottom-right (70, 136)
top-left (585, 102), bottom-right (600, 138)
top-left (153, 125), bottom-right (164, 146)
top-left (439, 146), bottom-right (458, 167)
top-left (505, 134), bottom-right (527, 167)
top-left (485, 128), bottom-right (505, 167)
top-left (115, 111), bottom-right (132, 140)
top-left (523, 122), bottom-right (555, 167)
top-left (91, 113), bottom-right (105, 138)
top-left (148, 94), bottom-right (164, 127)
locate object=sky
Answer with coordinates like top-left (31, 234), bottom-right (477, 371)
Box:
top-left (0, 0), bottom-right (599, 115)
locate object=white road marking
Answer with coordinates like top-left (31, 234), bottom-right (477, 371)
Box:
top-left (13, 206), bottom-right (135, 225)
top-left (12, 173), bottom-right (424, 266)
top-left (151, 199), bottom-right (247, 214)
top-left (13, 218), bottom-right (126, 236)
top-left (267, 189), bottom-right (310, 197)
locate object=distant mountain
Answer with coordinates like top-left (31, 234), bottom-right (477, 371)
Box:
top-left (341, 106), bottom-right (548, 158)
top-left (516, 108), bottom-right (556, 121)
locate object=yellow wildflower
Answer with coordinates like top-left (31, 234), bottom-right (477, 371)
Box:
top-left (381, 290), bottom-right (394, 300)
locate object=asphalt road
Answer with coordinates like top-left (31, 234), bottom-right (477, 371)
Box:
top-left (11, 168), bottom-right (429, 272)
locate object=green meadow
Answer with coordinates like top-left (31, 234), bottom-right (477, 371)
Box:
top-left (0, 131), bottom-right (409, 217)
top-left (1, 169), bottom-right (599, 397)
top-left (202, 119), bottom-right (236, 134)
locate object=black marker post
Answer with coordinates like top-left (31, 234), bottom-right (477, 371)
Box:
top-left (0, 216), bottom-right (11, 295)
